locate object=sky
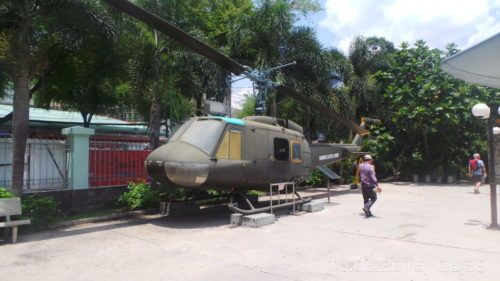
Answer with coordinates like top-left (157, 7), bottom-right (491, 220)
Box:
top-left (231, 0), bottom-right (500, 111)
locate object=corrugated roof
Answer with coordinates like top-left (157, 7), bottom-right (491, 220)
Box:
top-left (0, 104), bottom-right (130, 124)
top-left (0, 104), bottom-right (150, 134)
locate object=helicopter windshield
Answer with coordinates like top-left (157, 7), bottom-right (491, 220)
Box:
top-left (179, 119), bottom-right (225, 154)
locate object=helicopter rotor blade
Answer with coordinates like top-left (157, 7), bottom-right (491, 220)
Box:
top-left (104, 0), bottom-right (246, 75)
top-left (274, 84), bottom-right (369, 136)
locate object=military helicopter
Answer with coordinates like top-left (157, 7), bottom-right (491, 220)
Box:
top-left (104, 0), bottom-right (375, 214)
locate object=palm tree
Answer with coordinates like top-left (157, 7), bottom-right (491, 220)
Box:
top-left (279, 28), bottom-right (353, 141)
top-left (0, 0), bottom-right (112, 196)
top-left (120, 0), bottom-right (191, 149)
top-left (123, 0), bottom-right (249, 148)
top-left (228, 0), bottom-right (321, 119)
top-left (348, 36), bottom-right (395, 121)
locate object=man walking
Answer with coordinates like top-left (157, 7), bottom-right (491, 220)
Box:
top-left (469, 153), bottom-right (486, 194)
top-left (359, 155), bottom-right (381, 217)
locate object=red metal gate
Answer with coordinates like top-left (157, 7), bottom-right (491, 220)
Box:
top-left (89, 136), bottom-right (151, 187)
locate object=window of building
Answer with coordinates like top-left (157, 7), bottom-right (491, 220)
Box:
top-left (216, 130), bottom-right (242, 160)
top-left (274, 138), bottom-right (289, 161)
top-left (291, 141), bottom-right (301, 163)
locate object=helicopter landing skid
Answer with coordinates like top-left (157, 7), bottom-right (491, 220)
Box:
top-left (228, 192), bottom-right (311, 215)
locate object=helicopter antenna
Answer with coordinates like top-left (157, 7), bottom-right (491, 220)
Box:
top-left (246, 61), bottom-right (297, 116)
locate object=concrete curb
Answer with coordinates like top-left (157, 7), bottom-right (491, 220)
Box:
top-left (50, 210), bottom-right (157, 229)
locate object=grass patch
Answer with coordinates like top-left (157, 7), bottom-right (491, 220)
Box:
top-left (247, 190), bottom-right (266, 196)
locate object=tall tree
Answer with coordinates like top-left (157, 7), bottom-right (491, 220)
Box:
top-left (229, 0), bottom-right (323, 127)
top-left (278, 28), bottom-right (352, 141)
top-left (0, 0), bottom-right (111, 196)
top-left (119, 0), bottom-right (253, 148)
top-left (347, 36), bottom-right (395, 122)
top-left (35, 13), bottom-right (119, 127)
top-left (118, 0), bottom-right (195, 149)
top-left (369, 40), bottom-right (498, 176)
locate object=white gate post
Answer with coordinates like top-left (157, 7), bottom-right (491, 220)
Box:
top-left (62, 126), bottom-right (94, 189)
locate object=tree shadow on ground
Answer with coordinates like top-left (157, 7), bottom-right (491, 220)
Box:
top-left (464, 219), bottom-right (489, 228)
top-left (3, 202), bottom-right (318, 244)
top-left (299, 187), bottom-right (361, 198)
top-left (2, 206), bottom-right (233, 245)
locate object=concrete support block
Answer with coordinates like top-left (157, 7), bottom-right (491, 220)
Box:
top-left (301, 200), bottom-right (325, 212)
top-left (230, 213), bottom-right (243, 226)
top-left (242, 213), bottom-right (275, 228)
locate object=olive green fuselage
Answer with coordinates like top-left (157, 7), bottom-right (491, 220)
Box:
top-left (145, 116), bottom-right (349, 191)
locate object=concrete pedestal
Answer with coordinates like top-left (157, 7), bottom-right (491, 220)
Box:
top-left (301, 200), bottom-right (325, 212)
top-left (230, 213), bottom-right (243, 226)
top-left (242, 213), bottom-right (275, 228)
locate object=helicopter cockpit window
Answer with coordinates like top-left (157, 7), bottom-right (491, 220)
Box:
top-left (216, 130), bottom-right (242, 160)
top-left (274, 138), bottom-right (289, 161)
top-left (180, 120), bottom-right (225, 154)
top-left (167, 121), bottom-right (190, 143)
top-left (291, 141), bottom-right (301, 163)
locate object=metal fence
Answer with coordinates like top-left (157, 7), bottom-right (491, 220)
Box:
top-left (0, 137), bottom-right (68, 191)
top-left (89, 137), bottom-right (151, 187)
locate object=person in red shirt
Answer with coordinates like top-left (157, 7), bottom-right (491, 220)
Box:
top-left (469, 153), bottom-right (487, 194)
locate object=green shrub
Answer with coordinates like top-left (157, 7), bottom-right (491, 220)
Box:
top-left (158, 186), bottom-right (186, 202)
top-left (304, 169), bottom-right (327, 187)
top-left (118, 182), bottom-right (160, 210)
top-left (0, 187), bottom-right (14, 198)
top-left (21, 194), bottom-right (60, 229)
top-left (338, 158), bottom-right (356, 184)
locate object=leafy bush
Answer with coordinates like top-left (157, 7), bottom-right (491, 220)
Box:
top-left (21, 194), bottom-right (60, 229)
top-left (159, 186), bottom-right (186, 202)
top-left (0, 187), bottom-right (14, 198)
top-left (118, 182), bottom-right (160, 211)
top-left (304, 169), bottom-right (327, 187)
top-left (370, 41), bottom-right (498, 178)
top-left (337, 158), bottom-right (358, 184)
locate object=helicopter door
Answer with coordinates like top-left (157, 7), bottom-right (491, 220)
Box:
top-left (214, 128), bottom-right (245, 186)
top-left (270, 136), bottom-right (291, 181)
top-left (246, 128), bottom-right (268, 187)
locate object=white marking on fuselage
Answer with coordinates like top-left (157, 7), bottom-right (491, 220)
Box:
top-left (319, 153), bottom-right (340, 161)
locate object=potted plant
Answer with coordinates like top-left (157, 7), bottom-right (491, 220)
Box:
top-left (445, 163), bottom-right (459, 184)
top-left (421, 166), bottom-right (432, 183)
top-left (412, 174), bottom-right (419, 183)
top-left (435, 166), bottom-right (444, 184)
top-left (410, 151), bottom-right (424, 183)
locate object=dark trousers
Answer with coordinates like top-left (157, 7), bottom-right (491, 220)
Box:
top-left (361, 184), bottom-right (377, 210)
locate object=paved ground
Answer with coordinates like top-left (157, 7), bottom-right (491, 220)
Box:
top-left (1, 183), bottom-right (499, 281)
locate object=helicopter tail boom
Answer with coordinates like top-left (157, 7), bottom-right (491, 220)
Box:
top-left (310, 144), bottom-right (350, 168)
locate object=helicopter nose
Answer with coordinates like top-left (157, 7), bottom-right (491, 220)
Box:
top-left (145, 142), bottom-right (210, 187)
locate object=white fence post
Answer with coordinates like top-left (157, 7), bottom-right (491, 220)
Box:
top-left (62, 126), bottom-right (94, 189)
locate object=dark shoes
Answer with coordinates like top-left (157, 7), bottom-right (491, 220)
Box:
top-left (474, 189), bottom-right (480, 194)
top-left (363, 208), bottom-right (372, 217)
